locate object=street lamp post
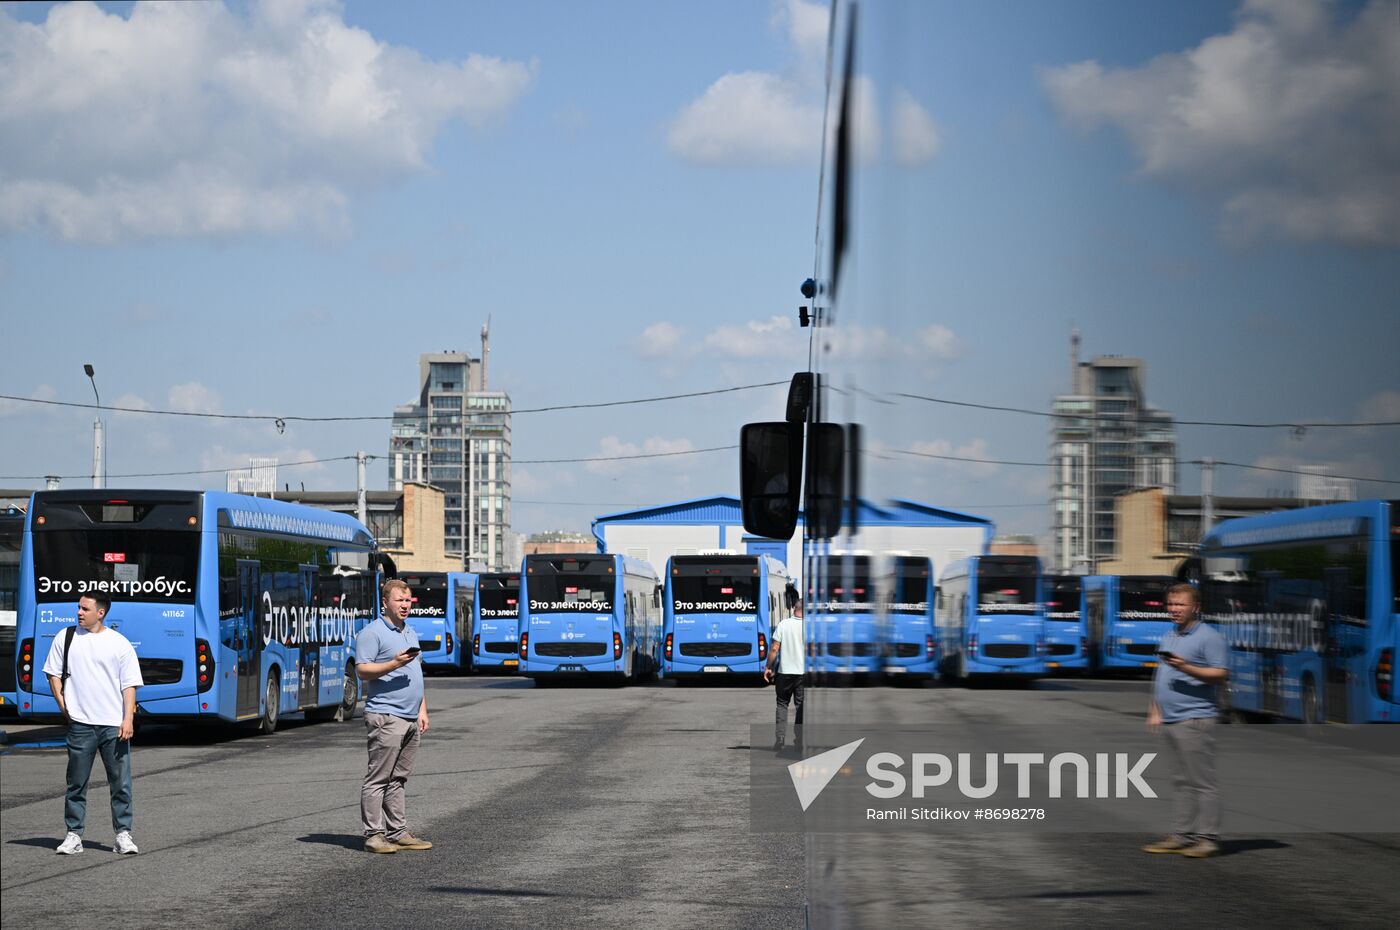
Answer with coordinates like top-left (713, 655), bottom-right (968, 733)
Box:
top-left (84, 363), bottom-right (104, 489)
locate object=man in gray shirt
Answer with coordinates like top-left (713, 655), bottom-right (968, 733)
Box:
top-left (1143, 582), bottom-right (1228, 859)
top-left (355, 578), bottom-right (432, 854)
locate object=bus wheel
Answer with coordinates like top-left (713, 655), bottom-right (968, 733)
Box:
top-left (335, 663), bottom-right (358, 722)
top-left (1301, 677), bottom-right (1322, 725)
top-left (259, 672), bottom-right (280, 735)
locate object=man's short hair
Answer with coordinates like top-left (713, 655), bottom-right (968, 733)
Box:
top-left (80, 593), bottom-right (112, 616)
top-left (1167, 583), bottom-right (1199, 605)
top-left (382, 578), bottom-right (411, 599)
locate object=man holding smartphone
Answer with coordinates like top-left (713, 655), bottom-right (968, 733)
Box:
top-left (355, 578), bottom-right (432, 854)
top-left (1143, 583), bottom-right (1228, 859)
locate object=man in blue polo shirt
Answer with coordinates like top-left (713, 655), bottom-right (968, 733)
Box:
top-left (1143, 582), bottom-right (1228, 859)
top-left (355, 578), bottom-right (432, 854)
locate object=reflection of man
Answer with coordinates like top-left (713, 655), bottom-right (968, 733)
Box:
top-left (764, 585), bottom-right (805, 752)
top-left (1143, 583), bottom-right (1228, 859)
top-left (355, 579), bottom-right (432, 854)
top-left (44, 594), bottom-right (145, 856)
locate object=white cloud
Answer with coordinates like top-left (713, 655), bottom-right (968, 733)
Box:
top-left (667, 72), bottom-right (822, 165)
top-left (167, 381), bottom-right (223, 415)
top-left (918, 324), bottom-right (964, 360)
top-left (1041, 0), bottom-right (1400, 246)
top-left (771, 0), bottom-right (829, 62)
top-left (907, 438), bottom-right (1001, 478)
top-left (109, 392), bottom-right (152, 420)
top-left (702, 315), bottom-right (803, 358)
top-left (636, 322), bottom-right (685, 358)
top-left (0, 0), bottom-right (535, 242)
top-left (892, 87), bottom-right (942, 167)
top-left (0, 384), bottom-right (57, 417)
top-left (1357, 390), bottom-right (1400, 424)
top-left (585, 435), bottom-right (698, 476)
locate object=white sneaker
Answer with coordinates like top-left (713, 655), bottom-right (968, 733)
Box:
top-left (114, 831), bottom-right (139, 855)
top-left (56, 832), bottom-right (83, 855)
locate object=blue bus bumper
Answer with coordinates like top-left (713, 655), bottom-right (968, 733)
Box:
top-left (964, 655), bottom-right (1047, 677)
top-left (473, 652), bottom-right (520, 673)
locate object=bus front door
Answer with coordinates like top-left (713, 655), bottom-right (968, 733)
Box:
top-left (236, 561), bottom-right (261, 719)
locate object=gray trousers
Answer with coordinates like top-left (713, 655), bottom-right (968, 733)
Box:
top-left (362, 712), bottom-right (420, 839)
top-left (1162, 716), bottom-right (1219, 839)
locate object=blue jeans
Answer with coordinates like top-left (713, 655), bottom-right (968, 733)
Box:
top-left (64, 722), bottom-right (134, 835)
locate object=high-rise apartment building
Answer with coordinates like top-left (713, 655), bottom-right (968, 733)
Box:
top-left (388, 327), bottom-right (512, 570)
top-left (1050, 332), bottom-right (1177, 574)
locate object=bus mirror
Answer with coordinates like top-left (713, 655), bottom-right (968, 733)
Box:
top-left (374, 552), bottom-right (398, 578)
top-left (805, 422), bottom-right (845, 540)
top-left (740, 422), bottom-right (803, 540)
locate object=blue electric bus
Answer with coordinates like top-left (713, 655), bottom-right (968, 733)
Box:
top-left (660, 553), bottom-right (788, 680)
top-left (0, 509), bottom-right (22, 712)
top-left (16, 490), bottom-right (379, 731)
top-left (808, 553), bottom-right (881, 677)
top-left (1082, 575), bottom-right (1174, 673)
top-left (936, 555), bottom-right (1046, 680)
top-left (400, 571), bottom-right (476, 672)
top-left (1043, 574), bottom-right (1087, 672)
top-left (1195, 499), bottom-right (1398, 724)
top-left (472, 571), bottom-right (520, 673)
top-left (518, 553), bottom-right (660, 682)
top-left (881, 555), bottom-right (937, 679)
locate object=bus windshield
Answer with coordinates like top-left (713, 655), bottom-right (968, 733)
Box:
top-left (33, 529), bottom-right (199, 603)
top-left (1120, 578), bottom-right (1171, 616)
top-left (527, 558), bottom-right (614, 612)
top-left (977, 559), bottom-right (1038, 614)
top-left (406, 582), bottom-right (448, 618)
top-left (479, 581), bottom-right (519, 619)
top-left (889, 567), bottom-right (930, 614)
top-left (670, 569), bottom-right (758, 613)
top-left (1047, 578), bottom-right (1081, 619)
top-left (814, 558), bottom-right (877, 612)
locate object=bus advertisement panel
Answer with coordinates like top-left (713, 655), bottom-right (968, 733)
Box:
top-left (473, 571), bottom-right (520, 673)
top-left (1198, 499), bottom-right (1397, 724)
top-left (519, 553), bottom-right (660, 682)
top-left (661, 554), bottom-right (788, 679)
top-left (16, 490), bottom-right (378, 731)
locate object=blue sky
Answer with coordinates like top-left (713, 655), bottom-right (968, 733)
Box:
top-left (1, 0), bottom-right (1396, 541)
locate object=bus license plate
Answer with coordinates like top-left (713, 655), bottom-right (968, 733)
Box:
top-left (502, 659), bottom-right (519, 667)
top-left (558, 664), bottom-right (585, 672)
top-left (702, 665), bottom-right (728, 673)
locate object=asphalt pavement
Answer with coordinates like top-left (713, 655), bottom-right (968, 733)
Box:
top-left (3, 675), bottom-right (1397, 929)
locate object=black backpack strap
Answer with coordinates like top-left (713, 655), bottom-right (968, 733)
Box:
top-left (60, 625), bottom-right (77, 682)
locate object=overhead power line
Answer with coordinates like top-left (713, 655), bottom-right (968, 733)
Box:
top-left (892, 392), bottom-right (1400, 430)
top-left (0, 381), bottom-right (787, 425)
top-left (513, 445), bottom-right (736, 465)
top-left (1193, 460), bottom-right (1400, 486)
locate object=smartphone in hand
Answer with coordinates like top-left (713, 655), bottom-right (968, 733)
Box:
top-left (402, 646), bottom-right (421, 658)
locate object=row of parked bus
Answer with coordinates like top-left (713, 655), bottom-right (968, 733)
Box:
top-left (3, 490), bottom-right (1396, 725)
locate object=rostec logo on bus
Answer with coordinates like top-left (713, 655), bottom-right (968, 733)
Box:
top-left (261, 591), bottom-right (356, 646)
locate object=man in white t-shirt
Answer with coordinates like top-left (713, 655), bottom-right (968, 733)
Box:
top-left (42, 593), bottom-right (144, 856)
top-left (763, 585), bottom-right (806, 752)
